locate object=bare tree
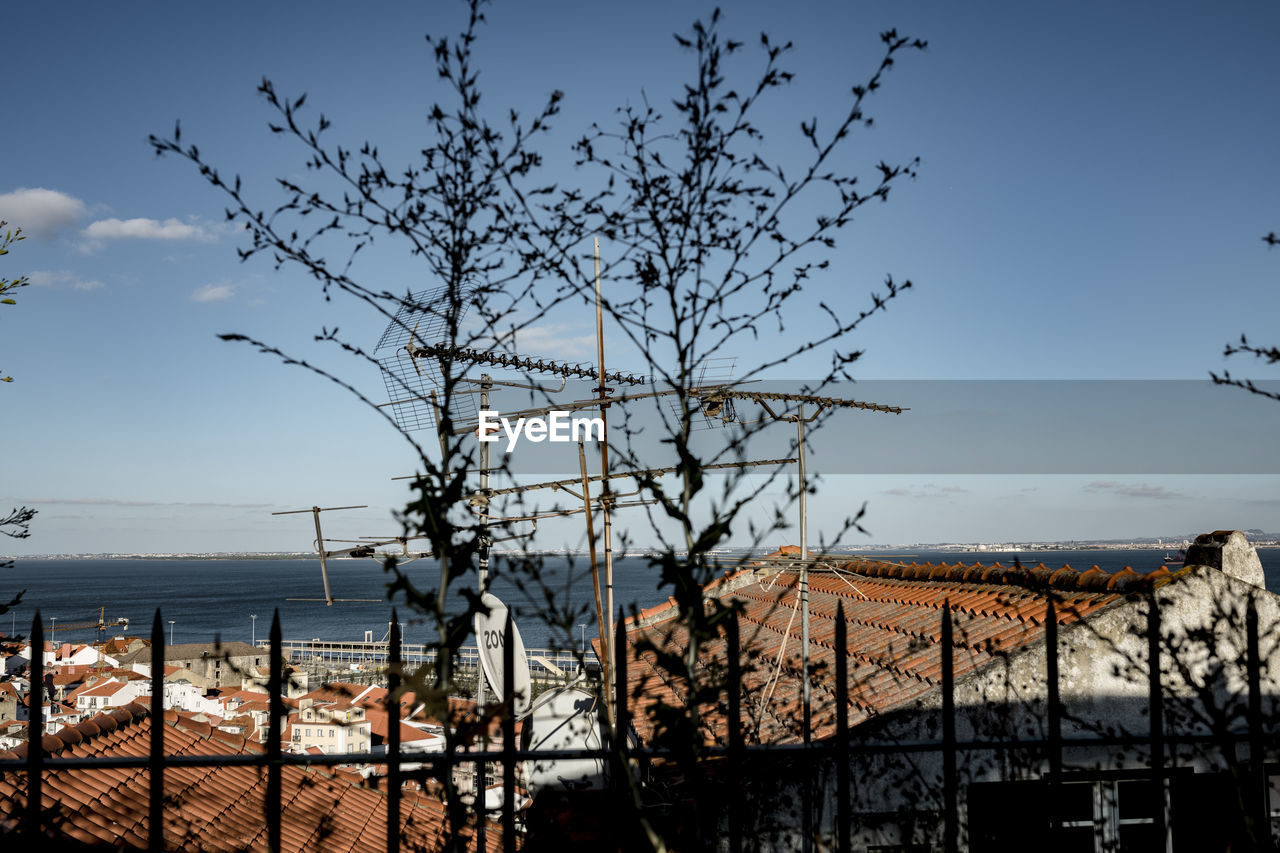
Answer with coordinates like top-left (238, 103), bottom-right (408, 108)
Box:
top-left (1211, 231), bottom-right (1280, 401)
top-left (1, 221), bottom-right (34, 618)
top-left (2, 220), bottom-right (32, 385)
top-left (151, 4), bottom-right (925, 850)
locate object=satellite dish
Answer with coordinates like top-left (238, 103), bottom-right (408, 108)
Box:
top-left (474, 592), bottom-right (533, 716)
top-left (522, 686), bottom-right (606, 797)
top-left (482, 785), bottom-right (531, 814)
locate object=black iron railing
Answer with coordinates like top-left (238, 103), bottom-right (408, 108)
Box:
top-left (2, 594), bottom-right (1278, 852)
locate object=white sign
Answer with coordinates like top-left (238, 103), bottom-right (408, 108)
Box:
top-left (473, 592), bottom-right (533, 716)
top-left (477, 410), bottom-right (604, 452)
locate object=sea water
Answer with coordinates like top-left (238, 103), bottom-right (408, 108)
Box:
top-left (4, 549), bottom-right (1277, 651)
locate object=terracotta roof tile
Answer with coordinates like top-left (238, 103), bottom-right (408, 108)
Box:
top-left (0, 703), bottom-right (506, 851)
top-left (620, 555), bottom-right (1177, 746)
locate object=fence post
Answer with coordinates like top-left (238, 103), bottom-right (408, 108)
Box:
top-left (835, 602), bottom-right (849, 853)
top-left (1246, 596), bottom-right (1269, 851)
top-left (1044, 596), bottom-right (1062, 843)
top-left (942, 602), bottom-right (957, 853)
top-left (26, 611), bottom-right (44, 841)
top-left (387, 610), bottom-right (401, 853)
top-left (1147, 594), bottom-right (1166, 850)
top-left (150, 610), bottom-right (165, 853)
top-left (502, 612), bottom-right (516, 849)
top-left (267, 610), bottom-right (282, 853)
top-left (727, 611), bottom-right (744, 853)
top-left (1045, 597), bottom-right (1061, 781)
top-left (614, 613), bottom-right (631, 848)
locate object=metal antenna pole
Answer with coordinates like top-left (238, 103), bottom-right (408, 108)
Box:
top-left (798, 404), bottom-right (811, 745)
top-left (478, 374), bottom-right (492, 589)
top-left (797, 402), bottom-right (814, 853)
top-left (311, 508), bottom-right (333, 606)
top-left (593, 237), bottom-right (617, 724)
top-left (475, 374), bottom-right (492, 812)
top-left (580, 441), bottom-right (609, 714)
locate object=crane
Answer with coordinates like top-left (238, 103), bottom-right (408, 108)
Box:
top-left (45, 606), bottom-right (129, 645)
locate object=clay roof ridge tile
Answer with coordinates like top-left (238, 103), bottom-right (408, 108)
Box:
top-left (1076, 567), bottom-right (1112, 591)
top-left (1107, 566), bottom-right (1143, 592)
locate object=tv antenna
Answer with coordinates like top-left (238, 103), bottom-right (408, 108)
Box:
top-left (270, 505), bottom-right (399, 605)
top-left (373, 251), bottom-right (651, 720)
top-left (684, 386), bottom-right (907, 744)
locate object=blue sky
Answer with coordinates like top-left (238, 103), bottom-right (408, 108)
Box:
top-left (2, 1), bottom-right (1278, 556)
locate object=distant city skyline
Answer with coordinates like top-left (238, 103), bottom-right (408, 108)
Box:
top-left (2, 2), bottom-right (1278, 555)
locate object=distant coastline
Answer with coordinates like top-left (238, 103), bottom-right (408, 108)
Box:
top-left (6, 532), bottom-right (1280, 561)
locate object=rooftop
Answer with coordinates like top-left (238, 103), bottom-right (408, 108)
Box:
top-left (617, 554), bottom-right (1187, 746)
top-left (0, 703), bottom-right (502, 851)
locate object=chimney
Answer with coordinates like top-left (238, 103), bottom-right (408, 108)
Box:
top-left (1184, 530), bottom-right (1265, 588)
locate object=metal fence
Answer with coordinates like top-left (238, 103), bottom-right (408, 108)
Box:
top-left (274, 638), bottom-right (583, 681)
top-left (2, 594), bottom-right (1278, 852)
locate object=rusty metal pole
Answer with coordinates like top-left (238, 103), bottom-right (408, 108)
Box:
top-left (593, 237), bottom-right (616, 722)
top-left (580, 440), bottom-right (610, 719)
top-left (798, 404), bottom-right (810, 745)
top-left (311, 507), bottom-right (333, 607)
top-left (474, 375), bottom-right (491, 819)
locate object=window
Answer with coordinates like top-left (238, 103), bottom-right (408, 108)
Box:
top-left (970, 778), bottom-right (1167, 853)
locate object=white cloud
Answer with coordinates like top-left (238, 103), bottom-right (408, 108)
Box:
top-left (0, 188), bottom-right (86, 238)
top-left (22, 497), bottom-right (273, 509)
top-left (508, 323), bottom-right (597, 359)
top-left (191, 283), bottom-right (233, 303)
top-left (879, 483), bottom-right (969, 500)
top-left (28, 269), bottom-right (105, 292)
top-left (80, 217), bottom-right (215, 251)
top-left (1083, 481), bottom-right (1183, 500)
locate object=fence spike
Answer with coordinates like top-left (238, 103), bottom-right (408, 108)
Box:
top-left (150, 609), bottom-right (165, 852)
top-left (267, 609), bottom-right (282, 853)
top-left (388, 609), bottom-right (401, 853)
top-left (1148, 594), bottom-right (1167, 848)
top-left (26, 610), bottom-right (44, 841)
top-left (942, 602), bottom-right (957, 853)
top-left (1246, 596), bottom-right (1267, 848)
top-left (1046, 597), bottom-right (1061, 782)
top-left (728, 612), bottom-right (744, 853)
top-left (836, 602), bottom-right (850, 853)
top-left (502, 612), bottom-right (516, 849)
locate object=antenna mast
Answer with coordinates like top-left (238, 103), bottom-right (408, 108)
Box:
top-left (592, 237), bottom-right (618, 717)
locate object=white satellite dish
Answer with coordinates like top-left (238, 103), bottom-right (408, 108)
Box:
top-left (474, 592), bottom-right (533, 716)
top-left (482, 784), bottom-right (531, 814)
top-left (522, 686), bottom-right (606, 797)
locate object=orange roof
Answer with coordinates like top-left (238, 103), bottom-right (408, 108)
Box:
top-left (217, 687), bottom-right (270, 705)
top-left (0, 704), bottom-right (504, 851)
top-left (617, 556), bottom-right (1185, 747)
top-left (363, 707), bottom-right (442, 745)
top-left (79, 680), bottom-right (133, 698)
top-left (298, 683), bottom-right (368, 705)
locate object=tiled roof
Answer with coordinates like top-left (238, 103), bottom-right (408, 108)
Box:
top-left (102, 637), bottom-right (142, 655)
top-left (79, 680), bottom-right (132, 697)
top-left (0, 703), bottom-right (503, 851)
top-left (618, 555), bottom-right (1186, 747)
top-left (363, 707), bottom-right (442, 745)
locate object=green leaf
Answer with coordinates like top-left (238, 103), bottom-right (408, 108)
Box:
top-left (1, 299), bottom-right (15, 305)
